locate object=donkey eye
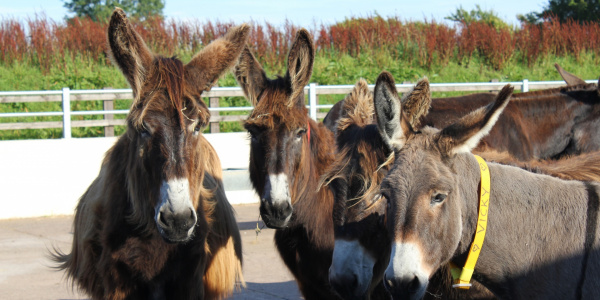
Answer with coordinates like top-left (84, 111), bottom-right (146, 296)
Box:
top-left (193, 124), bottom-right (201, 134)
top-left (431, 193), bottom-right (447, 204)
top-left (140, 124), bottom-right (151, 139)
top-left (296, 128), bottom-right (307, 138)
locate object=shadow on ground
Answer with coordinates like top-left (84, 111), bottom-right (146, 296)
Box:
top-left (232, 281), bottom-right (302, 300)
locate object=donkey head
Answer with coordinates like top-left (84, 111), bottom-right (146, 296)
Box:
top-left (235, 29), bottom-right (314, 228)
top-left (374, 70), bottom-right (513, 299)
top-left (326, 75), bottom-right (431, 299)
top-left (108, 8), bottom-right (249, 242)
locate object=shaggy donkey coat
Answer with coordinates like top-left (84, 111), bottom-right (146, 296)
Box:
top-left (52, 8), bottom-right (248, 300)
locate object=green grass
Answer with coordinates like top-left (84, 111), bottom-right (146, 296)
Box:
top-left (1, 50), bottom-right (599, 139)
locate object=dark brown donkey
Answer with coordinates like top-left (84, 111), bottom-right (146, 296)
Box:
top-left (325, 75), bottom-right (600, 300)
top-left (375, 74), bottom-right (600, 299)
top-left (51, 9), bottom-right (249, 300)
top-left (422, 78), bottom-right (600, 161)
top-left (235, 29), bottom-right (388, 299)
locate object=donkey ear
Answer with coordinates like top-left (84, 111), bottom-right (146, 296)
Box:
top-left (234, 47), bottom-right (269, 106)
top-left (400, 78), bottom-right (431, 129)
top-left (107, 8), bottom-right (154, 99)
top-left (438, 85), bottom-right (514, 155)
top-left (374, 71), bottom-right (411, 151)
top-left (555, 63), bottom-right (586, 86)
top-left (185, 23), bottom-right (251, 92)
top-left (285, 29), bottom-right (314, 107)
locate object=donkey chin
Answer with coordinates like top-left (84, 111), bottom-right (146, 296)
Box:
top-left (259, 198), bottom-right (293, 229)
top-left (329, 239), bottom-right (376, 300)
top-left (154, 179), bottom-right (198, 243)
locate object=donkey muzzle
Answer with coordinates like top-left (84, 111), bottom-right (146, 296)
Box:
top-left (384, 242), bottom-right (429, 300)
top-left (383, 273), bottom-right (428, 300)
top-left (329, 239), bottom-right (374, 300)
top-left (260, 173), bottom-right (293, 228)
top-left (155, 178), bottom-right (197, 243)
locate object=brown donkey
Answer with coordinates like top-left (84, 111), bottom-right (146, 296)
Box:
top-left (235, 29), bottom-right (389, 299)
top-left (51, 8), bottom-right (249, 300)
top-left (325, 75), bottom-right (600, 300)
top-left (422, 78), bottom-right (600, 161)
top-left (374, 73), bottom-right (600, 299)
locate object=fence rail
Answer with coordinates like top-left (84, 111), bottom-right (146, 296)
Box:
top-left (0, 79), bottom-right (596, 138)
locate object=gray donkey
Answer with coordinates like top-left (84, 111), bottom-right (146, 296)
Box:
top-left (373, 71), bottom-right (600, 299)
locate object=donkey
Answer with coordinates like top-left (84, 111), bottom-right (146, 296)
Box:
top-left (234, 29), bottom-right (389, 299)
top-left (374, 73), bottom-right (600, 299)
top-left (421, 78), bottom-right (600, 161)
top-left (51, 8), bottom-right (248, 299)
top-left (325, 75), bottom-right (600, 300)
top-left (326, 78), bottom-right (495, 300)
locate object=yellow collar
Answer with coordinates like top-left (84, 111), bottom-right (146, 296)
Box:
top-left (450, 154), bottom-right (490, 289)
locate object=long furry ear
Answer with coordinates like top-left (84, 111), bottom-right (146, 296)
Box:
top-left (107, 7), bottom-right (154, 99)
top-left (234, 47), bottom-right (269, 106)
top-left (400, 78), bottom-right (431, 129)
top-left (555, 63), bottom-right (586, 86)
top-left (285, 28), bottom-right (314, 107)
top-left (322, 99), bottom-right (345, 133)
top-left (374, 71), bottom-right (410, 151)
top-left (438, 85), bottom-right (514, 155)
top-left (185, 23), bottom-right (251, 92)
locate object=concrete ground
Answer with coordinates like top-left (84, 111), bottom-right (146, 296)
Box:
top-left (0, 203), bottom-right (303, 300)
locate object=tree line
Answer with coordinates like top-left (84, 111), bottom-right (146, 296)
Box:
top-left (64, 0), bottom-right (600, 24)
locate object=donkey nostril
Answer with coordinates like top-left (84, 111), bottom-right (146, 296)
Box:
top-left (158, 212), bottom-right (167, 227)
top-left (385, 278), bottom-right (394, 290)
top-left (350, 273), bottom-right (358, 287)
top-left (408, 276), bottom-right (420, 292)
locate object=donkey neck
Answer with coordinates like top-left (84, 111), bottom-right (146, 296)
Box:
top-left (510, 90), bottom-right (593, 120)
top-left (290, 119), bottom-right (336, 247)
top-left (452, 155), bottom-right (599, 299)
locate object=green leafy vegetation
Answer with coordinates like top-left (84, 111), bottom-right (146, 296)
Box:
top-left (1, 14), bottom-right (599, 139)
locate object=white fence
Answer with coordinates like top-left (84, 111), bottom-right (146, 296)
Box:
top-left (0, 79), bottom-right (596, 219)
top-left (1, 79), bottom-right (596, 138)
top-left (0, 133), bottom-right (256, 219)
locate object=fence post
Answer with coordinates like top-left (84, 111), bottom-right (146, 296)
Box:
top-left (308, 83), bottom-right (317, 120)
top-left (522, 79), bottom-right (529, 93)
top-left (62, 87), bottom-right (71, 139)
top-left (209, 96), bottom-right (220, 133)
top-left (490, 79), bottom-right (499, 92)
top-left (103, 87), bottom-right (114, 137)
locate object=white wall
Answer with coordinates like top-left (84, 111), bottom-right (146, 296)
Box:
top-left (0, 133), bottom-right (257, 219)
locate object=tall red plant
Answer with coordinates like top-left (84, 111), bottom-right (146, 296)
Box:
top-left (1, 14), bottom-right (599, 73)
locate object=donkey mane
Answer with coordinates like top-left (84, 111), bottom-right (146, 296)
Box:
top-left (336, 78), bottom-right (374, 131)
top-left (476, 146), bottom-right (600, 182)
top-left (513, 81), bottom-right (598, 100)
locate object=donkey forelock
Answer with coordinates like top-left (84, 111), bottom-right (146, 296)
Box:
top-left (244, 77), bottom-right (308, 131)
top-left (127, 57), bottom-right (188, 129)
